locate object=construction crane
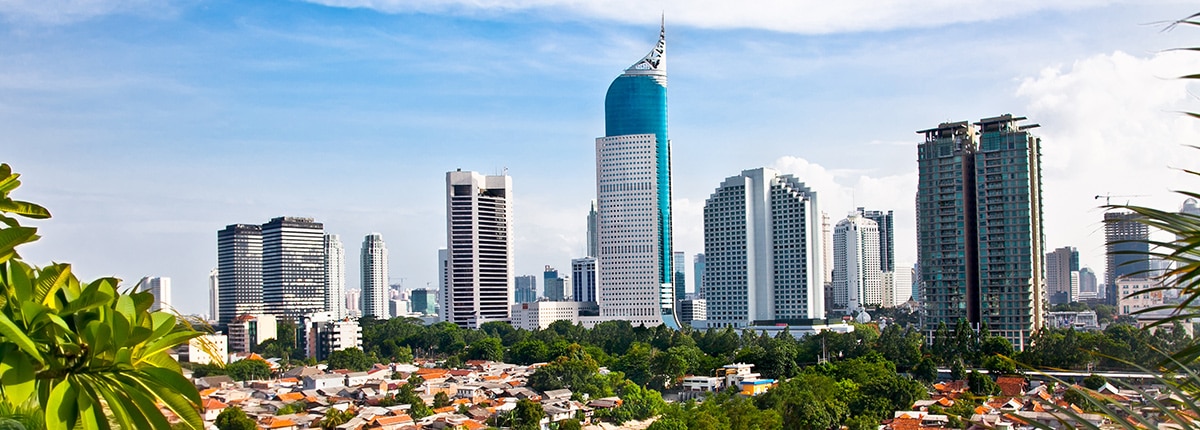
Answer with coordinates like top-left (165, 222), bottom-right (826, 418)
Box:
top-left (1094, 193), bottom-right (1148, 206)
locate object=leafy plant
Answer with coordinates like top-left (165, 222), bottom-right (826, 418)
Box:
top-left (0, 164), bottom-right (206, 429)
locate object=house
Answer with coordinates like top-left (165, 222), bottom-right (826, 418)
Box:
top-left (996, 376), bottom-right (1028, 397)
top-left (366, 414), bottom-right (413, 430)
top-left (305, 374), bottom-right (347, 391)
top-left (681, 376), bottom-right (721, 392)
top-left (346, 371), bottom-right (371, 387)
top-left (201, 398), bottom-right (228, 421)
top-left (543, 389), bottom-right (572, 401)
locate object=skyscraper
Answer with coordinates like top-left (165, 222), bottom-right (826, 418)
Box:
top-left (209, 268), bottom-right (219, 322)
top-left (858, 208), bottom-right (895, 273)
top-left (693, 254), bottom-right (705, 298)
top-left (916, 114), bottom-right (1046, 349)
top-left (594, 24), bottom-right (678, 328)
top-left (571, 257), bottom-right (597, 304)
top-left (515, 275), bottom-right (538, 304)
top-left (702, 167), bottom-right (824, 328)
top-left (437, 249), bottom-right (449, 320)
top-left (822, 212), bottom-right (833, 285)
top-left (587, 200), bottom-right (599, 258)
top-left (673, 251), bottom-right (686, 307)
top-left (1104, 211), bottom-right (1150, 305)
top-left (262, 217), bottom-right (325, 320)
top-left (445, 169), bottom-right (513, 329)
top-left (324, 234), bottom-right (346, 319)
top-left (361, 233), bottom-right (389, 319)
top-left (411, 288), bottom-right (437, 315)
top-left (544, 265), bottom-right (567, 301)
top-left (139, 276), bottom-right (171, 312)
top-left (1078, 267), bottom-right (1099, 300)
top-left (1045, 246), bottom-right (1080, 305)
top-left (217, 224), bottom-right (262, 324)
top-left (833, 213), bottom-right (882, 312)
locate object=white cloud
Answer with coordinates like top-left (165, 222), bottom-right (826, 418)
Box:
top-left (1016, 49), bottom-right (1200, 271)
top-left (306, 0), bottom-right (1122, 34)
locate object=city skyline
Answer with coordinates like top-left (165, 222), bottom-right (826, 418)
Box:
top-left (5, 2), bottom-right (1200, 316)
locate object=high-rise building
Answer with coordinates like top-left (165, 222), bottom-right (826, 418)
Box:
top-left (217, 224), bottom-right (263, 324)
top-left (209, 268), bottom-right (219, 322)
top-left (1104, 211), bottom-right (1150, 305)
top-left (324, 234), bottom-right (346, 319)
top-left (693, 254), bottom-right (705, 298)
top-left (822, 212), bottom-right (833, 286)
top-left (344, 289), bottom-right (361, 318)
top-left (833, 214), bottom-right (882, 312)
top-left (572, 257), bottom-right (598, 304)
top-left (262, 217), bottom-right (325, 320)
top-left (361, 233), bottom-right (389, 319)
top-left (916, 115), bottom-right (1046, 349)
top-left (702, 167), bottom-right (824, 328)
top-left (673, 251), bottom-right (686, 307)
top-left (1078, 267), bottom-right (1099, 300)
top-left (587, 200), bottom-right (599, 258)
top-left (445, 170), bottom-right (513, 329)
top-left (593, 24), bottom-right (678, 328)
top-left (858, 208), bottom-right (895, 273)
top-left (138, 276), bottom-right (171, 312)
top-left (438, 249), bottom-right (449, 319)
top-left (544, 265), bottom-right (568, 301)
top-left (411, 288), bottom-right (437, 315)
top-left (515, 275), bottom-right (538, 304)
top-left (1045, 246), bottom-right (1080, 305)
top-left (883, 268), bottom-right (913, 307)
top-left (300, 311), bottom-right (362, 361)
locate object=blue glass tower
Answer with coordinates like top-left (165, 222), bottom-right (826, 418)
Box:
top-left (596, 23), bottom-right (679, 329)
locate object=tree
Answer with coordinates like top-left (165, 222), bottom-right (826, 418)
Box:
top-left (912, 357), bottom-right (938, 383)
top-left (558, 419), bottom-right (584, 430)
top-left (469, 337), bottom-right (504, 362)
top-left (433, 392), bottom-right (451, 408)
top-left (511, 398), bottom-right (544, 430)
top-left (950, 358), bottom-right (966, 381)
top-left (1083, 374), bottom-right (1107, 390)
top-left (215, 407), bottom-right (258, 430)
top-left (226, 359), bottom-right (272, 381)
top-left (646, 418), bottom-right (688, 430)
top-left (327, 348), bottom-right (373, 371)
top-left (0, 164), bottom-right (206, 429)
top-left (966, 371), bottom-right (999, 396)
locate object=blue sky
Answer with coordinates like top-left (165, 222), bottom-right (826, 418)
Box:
top-left (4, 0), bottom-right (1200, 316)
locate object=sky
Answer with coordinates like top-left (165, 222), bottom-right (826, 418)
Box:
top-left (4, 0), bottom-right (1200, 317)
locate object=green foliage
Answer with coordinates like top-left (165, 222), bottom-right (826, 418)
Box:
top-left (226, 358), bottom-right (271, 381)
top-left (468, 336), bottom-right (504, 362)
top-left (511, 398), bottom-right (544, 430)
top-left (604, 381), bottom-right (666, 424)
top-left (0, 164), bottom-right (205, 429)
top-left (1083, 374), bottom-right (1107, 390)
top-left (276, 401), bottom-right (307, 415)
top-left (966, 370), bottom-right (999, 396)
top-left (215, 407), bottom-right (257, 430)
top-left (326, 348), bottom-right (373, 371)
top-left (912, 357), bottom-right (938, 383)
top-left (320, 407), bottom-right (354, 429)
top-left (646, 418), bottom-right (687, 430)
top-left (433, 392), bottom-right (451, 408)
top-left (557, 419), bottom-right (583, 430)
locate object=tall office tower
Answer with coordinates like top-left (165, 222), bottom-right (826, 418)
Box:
top-left (594, 24), bottom-right (678, 328)
top-left (858, 208), bottom-right (895, 273)
top-left (514, 275), bottom-right (538, 304)
top-left (572, 257), bottom-right (598, 303)
top-left (437, 249), bottom-right (449, 320)
top-left (262, 217), bottom-right (326, 320)
top-left (209, 268), bottom-right (219, 321)
top-left (544, 265), bottom-right (568, 301)
top-left (702, 168), bottom-right (824, 328)
top-left (916, 114), bottom-right (1046, 349)
top-left (882, 267), bottom-right (913, 307)
top-left (833, 214), bottom-right (882, 312)
top-left (1045, 246), bottom-right (1080, 305)
top-left (139, 276), bottom-right (171, 312)
top-left (587, 200), bottom-right (599, 258)
top-left (361, 233), bottom-right (389, 319)
top-left (445, 170), bottom-right (513, 329)
top-left (693, 254), bottom-right (705, 298)
top-left (411, 288), bottom-right (437, 315)
top-left (1077, 267), bottom-right (1099, 300)
top-left (1104, 211), bottom-right (1150, 305)
top-left (324, 234), bottom-right (346, 319)
top-left (217, 224), bottom-right (263, 324)
top-left (673, 251), bottom-right (686, 306)
top-left (822, 212), bottom-right (834, 285)
top-left (344, 289), bottom-right (361, 318)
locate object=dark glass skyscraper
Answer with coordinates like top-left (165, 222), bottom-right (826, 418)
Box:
top-left (595, 23), bottom-right (678, 328)
top-left (262, 217), bottom-right (326, 320)
top-left (217, 224), bottom-right (262, 324)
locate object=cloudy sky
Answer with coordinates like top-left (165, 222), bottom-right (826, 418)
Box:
top-left (4, 0), bottom-right (1200, 316)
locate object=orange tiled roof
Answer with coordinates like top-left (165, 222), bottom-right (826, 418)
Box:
top-left (936, 398), bottom-right (954, 407)
top-left (995, 376), bottom-right (1027, 397)
top-left (262, 417), bottom-right (297, 429)
top-left (372, 415), bottom-right (413, 425)
top-left (278, 392), bottom-right (305, 403)
top-left (433, 406), bottom-right (456, 414)
top-left (279, 377), bottom-right (299, 383)
top-left (890, 417), bottom-right (920, 430)
top-left (453, 399), bottom-right (471, 405)
top-left (462, 420), bottom-right (486, 430)
top-left (199, 388), bottom-right (218, 397)
top-left (202, 398), bottom-right (228, 411)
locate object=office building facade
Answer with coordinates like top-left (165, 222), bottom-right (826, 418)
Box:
top-left (262, 217), bottom-right (326, 320)
top-left (858, 208), bottom-right (895, 273)
top-left (916, 114), bottom-right (1046, 349)
top-left (209, 268), bottom-right (219, 322)
top-left (702, 167), bottom-right (824, 328)
top-left (1104, 211), bottom-right (1150, 305)
top-left (515, 275), bottom-right (538, 304)
top-left (832, 213), bottom-right (882, 312)
top-left (673, 251), bottom-right (687, 307)
top-left (324, 234), bottom-right (346, 319)
top-left (445, 170), bottom-right (513, 328)
top-left (1045, 246), bottom-right (1080, 305)
top-left (544, 265), bottom-right (568, 301)
top-left (361, 233), bottom-right (389, 319)
top-left (411, 288), bottom-right (437, 315)
top-left (587, 200), bottom-right (599, 258)
top-left (594, 24), bottom-right (679, 328)
top-left (572, 257), bottom-right (598, 304)
top-left (217, 224), bottom-right (263, 324)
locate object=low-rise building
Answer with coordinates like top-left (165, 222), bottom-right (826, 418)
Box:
top-left (510, 301), bottom-right (593, 330)
top-left (182, 334), bottom-right (228, 365)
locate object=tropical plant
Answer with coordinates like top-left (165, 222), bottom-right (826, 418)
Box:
top-left (0, 164), bottom-right (206, 429)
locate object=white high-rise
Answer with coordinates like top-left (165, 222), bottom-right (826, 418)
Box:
top-left (361, 233), bottom-right (389, 319)
top-left (208, 268), bottom-right (218, 321)
top-left (139, 276), bottom-right (171, 312)
top-left (833, 213), bottom-right (882, 312)
top-left (324, 234), bottom-right (346, 319)
top-left (882, 268), bottom-right (913, 307)
top-left (445, 170), bottom-right (513, 329)
top-left (702, 168), bottom-right (824, 328)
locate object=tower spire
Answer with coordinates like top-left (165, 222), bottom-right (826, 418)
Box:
top-left (624, 18), bottom-right (666, 75)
